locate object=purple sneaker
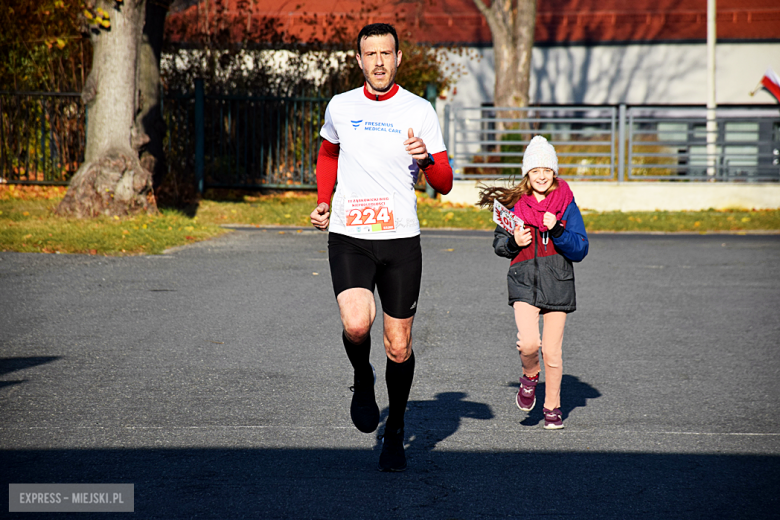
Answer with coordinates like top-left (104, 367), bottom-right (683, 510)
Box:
top-left (516, 375), bottom-right (537, 412)
top-left (543, 407), bottom-right (564, 429)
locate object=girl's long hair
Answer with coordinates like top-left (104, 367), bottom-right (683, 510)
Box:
top-left (476, 175), bottom-right (559, 210)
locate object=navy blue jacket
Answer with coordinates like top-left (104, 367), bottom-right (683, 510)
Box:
top-left (493, 199), bottom-right (589, 312)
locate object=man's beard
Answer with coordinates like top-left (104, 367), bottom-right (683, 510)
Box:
top-left (363, 66), bottom-right (396, 93)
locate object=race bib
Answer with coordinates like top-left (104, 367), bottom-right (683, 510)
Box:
top-left (493, 200), bottom-right (524, 233)
top-left (344, 195), bottom-right (395, 234)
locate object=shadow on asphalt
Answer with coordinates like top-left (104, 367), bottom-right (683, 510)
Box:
top-left (0, 356), bottom-right (60, 390)
top-left (0, 356), bottom-right (61, 376)
top-left (4, 386), bottom-right (774, 519)
top-left (373, 391), bottom-right (495, 453)
top-left (2, 449), bottom-right (778, 518)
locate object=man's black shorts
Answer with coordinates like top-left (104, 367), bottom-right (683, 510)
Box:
top-left (328, 232), bottom-right (422, 320)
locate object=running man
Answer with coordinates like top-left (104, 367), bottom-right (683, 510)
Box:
top-left (310, 23), bottom-right (453, 472)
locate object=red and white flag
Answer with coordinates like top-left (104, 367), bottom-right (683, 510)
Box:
top-left (754, 68), bottom-right (780, 103)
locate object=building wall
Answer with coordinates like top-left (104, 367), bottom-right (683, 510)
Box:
top-left (438, 42), bottom-right (780, 111)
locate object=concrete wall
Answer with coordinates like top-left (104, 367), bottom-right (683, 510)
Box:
top-left (439, 42), bottom-right (780, 110)
top-left (441, 180), bottom-right (780, 211)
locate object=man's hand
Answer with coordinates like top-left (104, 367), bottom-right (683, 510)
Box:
top-left (404, 128), bottom-right (430, 166)
top-left (513, 225), bottom-right (532, 248)
top-left (543, 211), bottom-right (557, 231)
top-left (310, 202), bottom-right (330, 231)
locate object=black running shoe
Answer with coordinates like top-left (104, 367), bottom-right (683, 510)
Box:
top-left (349, 364), bottom-right (379, 433)
top-left (378, 427), bottom-right (407, 472)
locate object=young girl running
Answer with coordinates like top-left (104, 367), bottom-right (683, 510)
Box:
top-left (478, 135), bottom-right (589, 429)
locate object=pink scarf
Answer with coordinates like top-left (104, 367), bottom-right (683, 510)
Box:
top-left (513, 178), bottom-right (574, 231)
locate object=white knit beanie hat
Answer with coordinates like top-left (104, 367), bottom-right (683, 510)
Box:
top-left (522, 135), bottom-right (558, 176)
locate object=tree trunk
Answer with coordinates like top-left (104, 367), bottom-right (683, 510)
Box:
top-left (471, 0), bottom-right (536, 128)
top-left (137, 0), bottom-right (171, 191)
top-left (57, 0), bottom-right (157, 218)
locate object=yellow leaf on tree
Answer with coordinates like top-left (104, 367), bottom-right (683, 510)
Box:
top-left (56, 38), bottom-right (66, 49)
top-left (100, 19), bottom-right (110, 28)
top-left (83, 9), bottom-right (94, 20)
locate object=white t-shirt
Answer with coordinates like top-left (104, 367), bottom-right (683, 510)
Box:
top-left (320, 85), bottom-right (446, 240)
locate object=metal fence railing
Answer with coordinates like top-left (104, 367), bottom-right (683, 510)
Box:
top-left (4, 91), bottom-right (779, 188)
top-left (0, 91), bottom-right (86, 184)
top-left (447, 105), bottom-right (617, 180)
top-left (627, 107), bottom-right (780, 182)
top-left (168, 79), bottom-right (329, 192)
top-left (447, 104), bottom-right (780, 182)
top-left (1, 86), bottom-right (329, 190)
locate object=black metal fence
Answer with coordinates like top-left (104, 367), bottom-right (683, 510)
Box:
top-left (183, 79), bottom-right (328, 191)
top-left (1, 85), bottom-right (328, 190)
top-left (0, 91), bottom-right (86, 184)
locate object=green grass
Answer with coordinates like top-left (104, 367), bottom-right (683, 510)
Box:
top-left (1, 200), bottom-right (224, 256)
top-left (582, 209), bottom-right (780, 233)
top-left (1, 185), bottom-right (778, 256)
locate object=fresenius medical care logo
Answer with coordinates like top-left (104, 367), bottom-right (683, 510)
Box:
top-left (353, 120), bottom-right (402, 135)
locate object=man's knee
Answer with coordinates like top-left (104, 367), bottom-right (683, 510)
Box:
top-left (342, 309), bottom-right (373, 343)
top-left (385, 340), bottom-right (411, 363)
top-left (338, 288), bottom-right (375, 343)
top-left (383, 316), bottom-right (413, 362)
top-left (344, 322), bottom-right (371, 344)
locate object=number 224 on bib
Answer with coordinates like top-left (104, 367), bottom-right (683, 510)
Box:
top-left (345, 195), bottom-right (395, 233)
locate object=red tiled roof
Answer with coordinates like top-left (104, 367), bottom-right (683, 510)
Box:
top-left (165, 0), bottom-right (780, 45)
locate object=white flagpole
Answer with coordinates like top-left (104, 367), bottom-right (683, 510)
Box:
top-left (706, 0), bottom-right (717, 179)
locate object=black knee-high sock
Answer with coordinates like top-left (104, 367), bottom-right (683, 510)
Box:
top-left (385, 351), bottom-right (415, 433)
top-left (343, 331), bottom-right (373, 383)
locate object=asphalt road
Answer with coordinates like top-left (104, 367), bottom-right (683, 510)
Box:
top-left (1, 229), bottom-right (779, 519)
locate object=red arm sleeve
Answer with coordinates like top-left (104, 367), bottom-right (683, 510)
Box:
top-left (316, 140), bottom-right (340, 206)
top-left (421, 151), bottom-right (453, 195)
